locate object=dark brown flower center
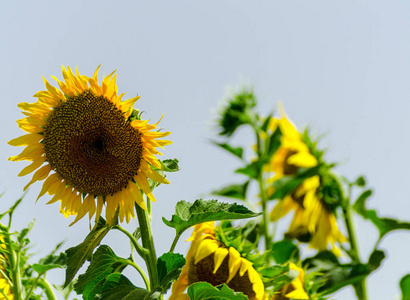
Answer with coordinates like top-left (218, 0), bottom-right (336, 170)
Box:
top-left (283, 150), bottom-right (299, 175)
top-left (44, 91), bottom-right (143, 196)
top-left (188, 248), bottom-right (257, 300)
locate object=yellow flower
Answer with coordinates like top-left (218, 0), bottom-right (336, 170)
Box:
top-left (9, 66), bottom-right (171, 225)
top-left (270, 176), bottom-right (346, 254)
top-left (271, 263), bottom-right (309, 300)
top-left (170, 222), bottom-right (265, 300)
top-left (0, 238), bottom-right (13, 300)
top-left (267, 105), bottom-right (317, 181)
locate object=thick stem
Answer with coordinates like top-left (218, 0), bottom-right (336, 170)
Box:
top-left (343, 205), bottom-right (368, 300)
top-left (135, 203), bottom-right (159, 292)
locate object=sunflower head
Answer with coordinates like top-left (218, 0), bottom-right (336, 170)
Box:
top-left (9, 66), bottom-right (172, 225)
top-left (271, 263), bottom-right (309, 300)
top-left (267, 105), bottom-right (317, 180)
top-left (170, 222), bottom-right (265, 300)
top-left (270, 176), bottom-right (346, 254)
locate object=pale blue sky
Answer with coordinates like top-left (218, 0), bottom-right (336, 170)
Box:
top-left (1, 1), bottom-right (410, 299)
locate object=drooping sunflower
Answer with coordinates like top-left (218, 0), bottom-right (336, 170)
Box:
top-left (169, 222), bottom-right (265, 300)
top-left (271, 263), bottom-right (309, 300)
top-left (9, 66), bottom-right (171, 225)
top-left (267, 105), bottom-right (317, 181)
top-left (270, 176), bottom-right (346, 254)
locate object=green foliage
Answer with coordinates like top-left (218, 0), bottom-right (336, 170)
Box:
top-left (271, 240), bottom-right (299, 264)
top-left (65, 217), bottom-right (114, 287)
top-left (74, 245), bottom-right (129, 300)
top-left (98, 273), bottom-right (150, 300)
top-left (400, 274), bottom-right (410, 300)
top-left (212, 181), bottom-right (250, 201)
top-left (156, 252), bottom-right (186, 293)
top-left (163, 199), bottom-right (261, 237)
top-left (303, 250), bottom-right (385, 295)
top-left (212, 141), bottom-right (244, 159)
top-left (159, 158), bottom-right (180, 172)
top-left (218, 87), bottom-right (257, 137)
top-left (187, 282), bottom-right (249, 300)
top-left (260, 264), bottom-right (296, 291)
top-left (353, 189), bottom-right (410, 242)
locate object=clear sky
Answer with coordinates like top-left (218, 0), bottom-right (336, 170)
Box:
top-left (1, 1), bottom-right (410, 299)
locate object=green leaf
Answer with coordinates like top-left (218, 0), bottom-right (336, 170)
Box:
top-left (163, 199), bottom-right (261, 236)
top-left (211, 181), bottom-right (250, 200)
top-left (303, 250), bottom-right (385, 295)
top-left (157, 252), bottom-right (186, 293)
top-left (187, 282), bottom-right (248, 300)
top-left (99, 273), bottom-right (149, 300)
top-left (74, 245), bottom-right (129, 300)
top-left (212, 142), bottom-right (244, 159)
top-left (353, 189), bottom-right (410, 240)
top-left (235, 161), bottom-right (263, 179)
top-left (400, 274), bottom-right (410, 300)
top-left (271, 240), bottom-right (299, 264)
top-left (160, 159), bottom-right (180, 172)
top-left (64, 217), bottom-right (114, 287)
top-left (32, 263), bottom-right (64, 274)
top-left (368, 250), bottom-right (385, 271)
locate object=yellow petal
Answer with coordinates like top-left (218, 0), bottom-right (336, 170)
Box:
top-left (227, 247), bottom-right (242, 283)
top-left (23, 164), bottom-right (51, 191)
top-left (194, 239), bottom-right (219, 264)
top-left (213, 247), bottom-right (229, 273)
top-left (287, 152), bottom-right (317, 168)
top-left (8, 134), bottom-right (43, 146)
top-left (18, 156), bottom-right (46, 177)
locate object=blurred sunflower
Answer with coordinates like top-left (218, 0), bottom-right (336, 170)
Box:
top-left (169, 222), bottom-right (265, 300)
top-left (0, 237), bottom-right (13, 300)
top-left (8, 66), bottom-right (171, 225)
top-left (267, 105), bottom-right (317, 181)
top-left (271, 263), bottom-right (309, 300)
top-left (270, 176), bottom-right (346, 254)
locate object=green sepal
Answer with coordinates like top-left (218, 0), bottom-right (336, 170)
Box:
top-left (260, 264), bottom-right (295, 291)
top-left (156, 252), bottom-right (186, 293)
top-left (187, 282), bottom-right (249, 300)
top-left (211, 141), bottom-right (244, 159)
top-left (159, 158), bottom-right (180, 172)
top-left (74, 245), bottom-right (129, 300)
top-left (99, 273), bottom-right (149, 300)
top-left (211, 181), bottom-right (250, 200)
top-left (64, 217), bottom-right (114, 287)
top-left (163, 199), bottom-right (261, 237)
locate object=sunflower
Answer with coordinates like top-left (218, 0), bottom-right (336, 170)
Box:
top-left (271, 263), bottom-right (309, 300)
top-left (270, 176), bottom-right (346, 254)
top-left (8, 66), bottom-right (171, 225)
top-left (169, 222), bottom-right (265, 300)
top-left (267, 105), bottom-right (317, 181)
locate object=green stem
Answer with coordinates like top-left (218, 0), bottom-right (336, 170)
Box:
top-left (24, 273), bottom-right (42, 300)
top-left (124, 260), bottom-right (150, 289)
top-left (113, 225), bottom-right (149, 259)
top-left (343, 205), bottom-right (368, 300)
top-left (135, 203), bottom-right (159, 292)
top-left (36, 278), bottom-right (57, 300)
top-left (169, 232), bottom-right (182, 253)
